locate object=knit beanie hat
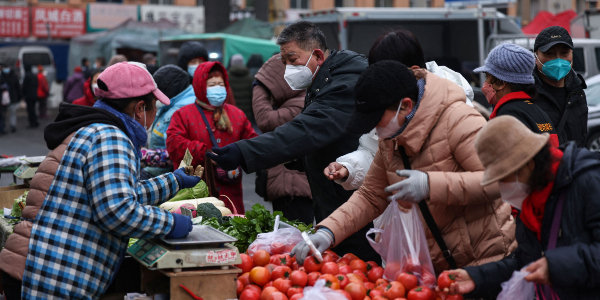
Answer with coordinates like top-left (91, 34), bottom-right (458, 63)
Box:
top-left (474, 44), bottom-right (535, 85)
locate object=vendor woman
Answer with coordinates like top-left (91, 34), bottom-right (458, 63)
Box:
top-left (0, 62), bottom-right (200, 299)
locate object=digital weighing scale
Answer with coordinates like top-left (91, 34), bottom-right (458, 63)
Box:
top-left (127, 225), bottom-right (242, 273)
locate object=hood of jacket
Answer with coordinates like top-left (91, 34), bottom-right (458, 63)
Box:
top-left (255, 54), bottom-right (304, 103)
top-left (228, 65), bottom-right (250, 77)
top-left (394, 70), bottom-right (468, 156)
top-left (555, 141), bottom-right (600, 189)
top-left (192, 61), bottom-right (230, 106)
top-left (82, 78), bottom-right (95, 104)
top-left (153, 64), bottom-right (191, 99)
top-left (177, 41), bottom-right (209, 71)
top-left (533, 69), bottom-right (586, 96)
top-left (44, 103), bottom-right (127, 150)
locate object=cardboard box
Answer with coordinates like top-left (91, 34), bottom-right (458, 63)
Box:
top-left (0, 185), bottom-right (28, 209)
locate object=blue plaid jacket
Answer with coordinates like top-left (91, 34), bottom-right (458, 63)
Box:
top-left (22, 124), bottom-right (179, 299)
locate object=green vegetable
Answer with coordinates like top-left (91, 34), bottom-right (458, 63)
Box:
top-left (196, 203), bottom-right (223, 225)
top-left (200, 204), bottom-right (313, 253)
top-left (169, 180), bottom-right (209, 202)
top-left (11, 191), bottom-right (27, 218)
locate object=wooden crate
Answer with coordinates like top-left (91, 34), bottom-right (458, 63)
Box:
top-left (0, 185), bottom-right (28, 209)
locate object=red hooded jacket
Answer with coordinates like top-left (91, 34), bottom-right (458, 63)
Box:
top-left (166, 61), bottom-right (257, 213)
top-left (72, 78), bottom-right (96, 107)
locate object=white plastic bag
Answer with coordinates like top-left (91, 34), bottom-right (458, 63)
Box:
top-left (247, 215), bottom-right (304, 256)
top-left (367, 201), bottom-right (436, 288)
top-left (1, 91), bottom-right (9, 106)
top-left (497, 266), bottom-right (535, 300)
top-left (300, 279), bottom-right (347, 300)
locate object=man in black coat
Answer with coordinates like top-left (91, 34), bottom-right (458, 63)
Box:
top-left (532, 26), bottom-right (588, 147)
top-left (22, 65), bottom-right (39, 128)
top-left (0, 62), bottom-right (21, 134)
top-left (208, 21), bottom-right (380, 263)
top-left (176, 41), bottom-right (209, 83)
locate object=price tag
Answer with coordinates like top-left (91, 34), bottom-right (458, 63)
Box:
top-left (206, 249), bottom-right (237, 264)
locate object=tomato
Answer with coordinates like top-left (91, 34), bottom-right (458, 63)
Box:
top-left (363, 282), bottom-right (375, 291)
top-left (239, 273), bottom-right (252, 287)
top-left (406, 286), bottom-right (433, 300)
top-left (261, 287), bottom-right (279, 300)
top-left (240, 289), bottom-right (261, 300)
top-left (287, 287), bottom-right (303, 298)
top-left (237, 279), bottom-right (244, 296)
top-left (250, 267), bottom-right (271, 286)
top-left (264, 264), bottom-right (278, 274)
top-left (298, 267), bottom-right (306, 272)
top-left (421, 271), bottom-right (436, 287)
top-left (266, 291), bottom-right (289, 300)
top-left (372, 296), bottom-right (388, 300)
top-left (273, 278), bottom-right (292, 294)
top-left (322, 262), bottom-right (340, 275)
top-left (264, 281), bottom-right (273, 288)
top-left (367, 267), bottom-right (384, 283)
top-left (383, 281), bottom-right (406, 299)
top-left (253, 250), bottom-right (271, 267)
top-left (323, 252), bottom-right (337, 263)
top-left (271, 242), bottom-right (285, 255)
top-left (366, 261), bottom-right (378, 272)
top-left (290, 270), bottom-right (308, 287)
top-left (307, 272), bottom-right (322, 286)
top-left (436, 271), bottom-right (457, 290)
top-left (245, 284), bottom-right (262, 294)
top-left (289, 293), bottom-right (303, 300)
top-left (319, 274), bottom-right (341, 290)
top-left (335, 290), bottom-right (353, 300)
top-left (350, 259), bottom-right (368, 274)
top-left (338, 262), bottom-right (348, 267)
top-left (402, 257), bottom-right (422, 274)
top-left (339, 265), bottom-right (352, 275)
top-left (304, 256), bottom-right (322, 273)
top-left (337, 258), bottom-right (351, 265)
top-left (397, 272), bottom-right (418, 292)
top-left (445, 295), bottom-right (464, 300)
top-left (374, 278), bottom-right (388, 288)
top-left (345, 282), bottom-right (367, 300)
top-left (364, 297), bottom-right (372, 300)
top-left (292, 262), bottom-right (299, 271)
top-left (271, 266), bottom-right (292, 280)
top-left (324, 250), bottom-right (339, 261)
top-left (274, 254), bottom-right (293, 267)
top-left (237, 254), bottom-right (255, 274)
top-left (353, 270), bottom-right (369, 282)
top-left (369, 289), bottom-right (383, 298)
top-left (336, 274), bottom-right (350, 289)
top-left (347, 273), bottom-right (364, 283)
top-left (343, 253), bottom-right (359, 262)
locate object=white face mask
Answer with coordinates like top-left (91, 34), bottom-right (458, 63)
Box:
top-left (375, 105), bottom-right (402, 139)
top-left (498, 171), bottom-right (530, 210)
top-left (91, 83), bottom-right (99, 95)
top-left (284, 51), bottom-right (320, 90)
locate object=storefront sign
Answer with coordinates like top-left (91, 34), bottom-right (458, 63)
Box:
top-left (140, 5), bottom-right (204, 33)
top-left (32, 7), bottom-right (85, 38)
top-left (0, 7), bottom-right (29, 37)
top-left (87, 3), bottom-right (138, 31)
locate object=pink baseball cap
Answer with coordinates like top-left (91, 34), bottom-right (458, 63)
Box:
top-left (95, 61), bottom-right (170, 105)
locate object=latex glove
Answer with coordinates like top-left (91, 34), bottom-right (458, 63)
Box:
top-left (173, 167), bottom-right (202, 189)
top-left (166, 213), bottom-right (193, 239)
top-left (324, 162), bottom-right (349, 180)
top-left (206, 143), bottom-right (243, 171)
top-left (385, 170), bottom-right (430, 203)
top-left (290, 229), bottom-right (334, 265)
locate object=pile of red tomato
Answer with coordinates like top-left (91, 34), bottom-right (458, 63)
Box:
top-left (234, 249), bottom-right (465, 300)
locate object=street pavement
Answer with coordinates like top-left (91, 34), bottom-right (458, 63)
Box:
top-left (0, 107), bottom-right (271, 212)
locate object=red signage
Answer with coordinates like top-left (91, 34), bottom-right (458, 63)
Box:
top-left (0, 7), bottom-right (29, 37)
top-left (32, 7), bottom-right (85, 38)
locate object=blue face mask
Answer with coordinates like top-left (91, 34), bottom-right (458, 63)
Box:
top-left (536, 55), bottom-right (572, 81)
top-left (92, 63), bottom-right (97, 69)
top-left (206, 85), bottom-right (227, 106)
top-left (188, 64), bottom-right (199, 77)
top-left (2, 68), bottom-right (10, 74)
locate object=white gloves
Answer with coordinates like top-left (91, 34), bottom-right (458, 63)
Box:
top-left (385, 170), bottom-right (430, 203)
top-left (290, 229), bottom-right (334, 265)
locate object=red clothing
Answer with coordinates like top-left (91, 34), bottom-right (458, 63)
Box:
top-left (72, 78), bottom-right (95, 107)
top-left (167, 61), bottom-right (258, 214)
top-left (37, 73), bottom-right (49, 98)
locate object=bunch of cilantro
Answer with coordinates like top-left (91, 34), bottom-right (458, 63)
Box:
top-left (201, 204), bottom-right (313, 253)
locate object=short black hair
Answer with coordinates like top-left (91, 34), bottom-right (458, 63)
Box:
top-left (82, 58), bottom-right (88, 65)
top-left (368, 30), bottom-right (426, 68)
top-left (97, 78), bottom-right (154, 112)
top-left (96, 56), bottom-right (106, 67)
top-left (277, 21), bottom-right (328, 52)
top-left (529, 143), bottom-right (555, 192)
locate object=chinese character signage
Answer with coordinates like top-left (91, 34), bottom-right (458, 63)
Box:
top-left (88, 3), bottom-right (138, 32)
top-left (0, 7), bottom-right (29, 37)
top-left (140, 5), bottom-right (204, 33)
top-left (32, 7), bottom-right (85, 38)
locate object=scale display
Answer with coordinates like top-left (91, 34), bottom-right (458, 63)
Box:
top-left (128, 240), bottom-right (167, 267)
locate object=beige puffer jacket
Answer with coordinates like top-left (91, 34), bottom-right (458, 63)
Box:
top-left (319, 71), bottom-right (516, 274)
top-left (253, 55), bottom-right (312, 201)
top-left (0, 133), bottom-right (74, 280)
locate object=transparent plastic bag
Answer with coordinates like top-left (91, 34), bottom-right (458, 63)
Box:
top-left (300, 279), bottom-right (348, 300)
top-left (367, 201), bottom-right (436, 288)
top-left (497, 266), bottom-right (535, 300)
top-left (247, 215), bottom-right (304, 256)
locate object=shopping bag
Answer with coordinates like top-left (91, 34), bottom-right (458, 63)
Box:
top-left (247, 215), bottom-right (304, 256)
top-left (497, 266), bottom-right (535, 300)
top-left (300, 279), bottom-right (348, 300)
top-left (1, 91), bottom-right (9, 106)
top-left (366, 200), bottom-right (436, 288)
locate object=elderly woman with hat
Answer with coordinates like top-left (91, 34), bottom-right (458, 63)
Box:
top-left (474, 43), bottom-right (558, 142)
top-left (443, 116), bottom-right (600, 299)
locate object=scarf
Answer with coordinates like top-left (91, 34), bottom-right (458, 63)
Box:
top-left (520, 138), bottom-right (564, 241)
top-left (93, 100), bottom-right (147, 158)
top-left (392, 79), bottom-right (425, 138)
top-left (196, 99), bottom-right (233, 133)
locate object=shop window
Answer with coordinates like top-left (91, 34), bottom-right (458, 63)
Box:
top-left (572, 47), bottom-right (585, 73)
top-left (290, 0), bottom-right (310, 9)
top-left (375, 0), bottom-right (393, 6)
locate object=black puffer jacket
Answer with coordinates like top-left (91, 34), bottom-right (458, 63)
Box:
top-left (533, 70), bottom-right (588, 147)
top-left (465, 142), bottom-right (600, 299)
top-left (176, 41), bottom-right (208, 82)
top-left (153, 64), bottom-right (190, 99)
top-left (492, 91), bottom-right (557, 136)
top-left (0, 69), bottom-right (21, 104)
top-left (228, 65), bottom-right (254, 118)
